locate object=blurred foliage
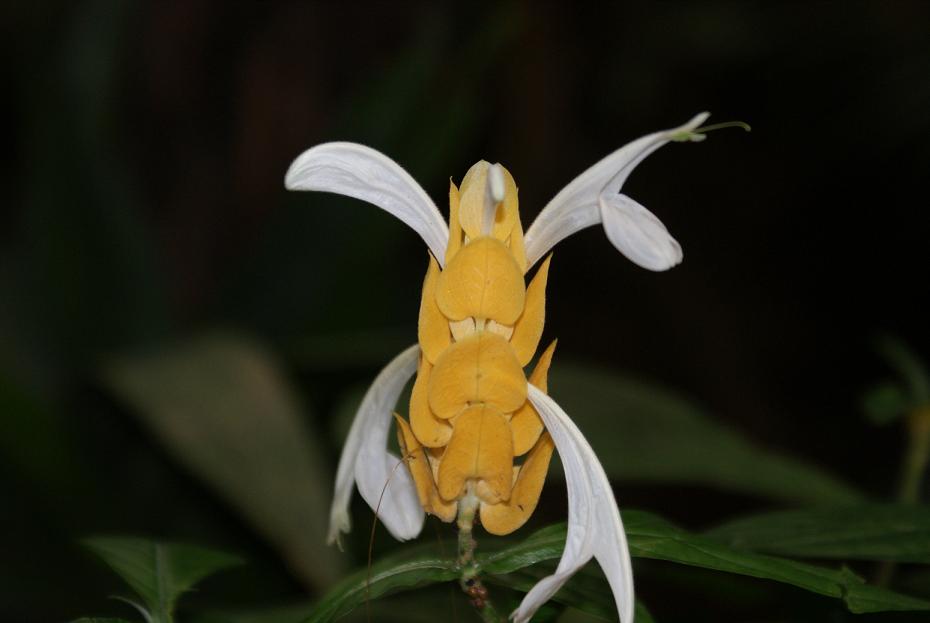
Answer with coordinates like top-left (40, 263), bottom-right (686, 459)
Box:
top-left (549, 363), bottom-right (863, 504)
top-left (707, 505), bottom-right (930, 563)
top-left (102, 333), bottom-right (342, 590)
top-left (82, 537), bottom-right (241, 623)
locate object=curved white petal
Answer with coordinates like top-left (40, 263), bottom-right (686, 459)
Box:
top-left (601, 193), bottom-right (682, 271)
top-left (523, 112), bottom-right (709, 268)
top-left (285, 143), bottom-right (450, 265)
top-left (512, 385), bottom-right (634, 623)
top-left (328, 344), bottom-right (424, 546)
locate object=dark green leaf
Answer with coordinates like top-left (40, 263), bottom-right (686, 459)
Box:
top-left (706, 504), bottom-right (930, 563)
top-left (83, 537), bottom-right (240, 622)
top-left (71, 619), bottom-right (136, 623)
top-left (549, 364), bottom-right (863, 504)
top-left (480, 512), bottom-right (930, 614)
top-left (302, 546), bottom-right (458, 623)
top-left (102, 333), bottom-right (342, 589)
top-left (487, 568), bottom-right (655, 622)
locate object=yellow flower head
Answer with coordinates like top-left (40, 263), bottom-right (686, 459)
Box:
top-left (286, 113), bottom-right (713, 623)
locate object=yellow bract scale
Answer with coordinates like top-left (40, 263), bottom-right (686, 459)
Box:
top-left (445, 180), bottom-right (463, 264)
top-left (437, 404), bottom-right (513, 504)
top-left (458, 161), bottom-right (519, 241)
top-left (410, 356), bottom-right (452, 448)
top-left (510, 254), bottom-right (552, 367)
top-left (398, 160), bottom-right (556, 532)
top-left (417, 255), bottom-right (451, 364)
top-left (436, 236), bottom-right (526, 324)
top-left (428, 331), bottom-right (527, 420)
top-left (394, 415), bottom-right (457, 522)
top-left (511, 340), bottom-right (557, 456)
top-left (480, 432), bottom-right (555, 535)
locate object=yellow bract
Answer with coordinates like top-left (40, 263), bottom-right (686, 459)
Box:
top-left (436, 404), bottom-right (513, 504)
top-left (457, 161), bottom-right (520, 241)
top-left (428, 331), bottom-right (527, 419)
top-left (395, 415), bottom-right (457, 522)
top-left (410, 356), bottom-right (452, 448)
top-left (511, 340), bottom-right (556, 456)
top-left (397, 161), bottom-right (557, 535)
top-left (480, 433), bottom-right (555, 535)
top-left (511, 254), bottom-right (552, 366)
top-left (418, 256), bottom-right (451, 364)
top-left (436, 236), bottom-right (526, 324)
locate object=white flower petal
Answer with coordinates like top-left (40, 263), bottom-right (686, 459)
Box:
top-left (285, 143), bottom-right (450, 265)
top-left (512, 385), bottom-right (635, 623)
top-left (523, 112), bottom-right (709, 268)
top-left (328, 344), bottom-right (424, 546)
top-left (600, 193), bottom-right (682, 271)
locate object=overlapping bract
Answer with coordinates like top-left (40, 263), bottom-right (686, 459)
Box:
top-left (285, 113), bottom-right (713, 623)
top-left (399, 162), bottom-right (555, 536)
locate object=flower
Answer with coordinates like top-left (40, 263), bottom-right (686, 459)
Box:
top-left (285, 112), bottom-right (711, 623)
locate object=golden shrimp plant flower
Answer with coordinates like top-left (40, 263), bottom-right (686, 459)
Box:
top-left (285, 113), bottom-right (712, 623)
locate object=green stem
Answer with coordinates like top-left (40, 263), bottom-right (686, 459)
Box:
top-left (876, 406), bottom-right (930, 586)
top-left (457, 486), bottom-right (505, 623)
top-left (899, 407), bottom-right (930, 503)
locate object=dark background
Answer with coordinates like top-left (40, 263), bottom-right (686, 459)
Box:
top-left (3, 1), bottom-right (929, 621)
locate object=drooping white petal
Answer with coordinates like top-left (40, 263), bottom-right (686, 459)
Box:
top-left (600, 193), bottom-right (682, 271)
top-left (328, 344), bottom-right (424, 546)
top-left (523, 112), bottom-right (709, 269)
top-left (285, 143), bottom-right (450, 264)
top-left (512, 385), bottom-right (634, 623)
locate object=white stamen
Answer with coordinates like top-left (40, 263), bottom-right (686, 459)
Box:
top-left (483, 163), bottom-right (506, 235)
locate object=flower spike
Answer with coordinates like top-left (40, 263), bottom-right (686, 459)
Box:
top-left (328, 344), bottom-right (424, 546)
top-left (285, 142), bottom-right (450, 265)
top-left (523, 112), bottom-right (709, 270)
top-left (512, 385), bottom-right (635, 623)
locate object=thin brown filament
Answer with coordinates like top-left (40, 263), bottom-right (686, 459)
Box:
top-left (366, 452), bottom-right (415, 623)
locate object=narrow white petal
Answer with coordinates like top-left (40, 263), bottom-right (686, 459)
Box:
top-left (512, 385), bottom-right (635, 623)
top-left (600, 193), bottom-right (682, 271)
top-left (523, 112), bottom-right (709, 268)
top-left (328, 344), bottom-right (424, 545)
top-left (285, 143), bottom-right (449, 264)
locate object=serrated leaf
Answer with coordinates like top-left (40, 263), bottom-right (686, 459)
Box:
top-left (83, 537), bottom-right (240, 622)
top-left (706, 504), bottom-right (930, 563)
top-left (549, 363), bottom-right (863, 504)
top-left (102, 333), bottom-right (342, 588)
top-left (479, 512), bottom-right (930, 614)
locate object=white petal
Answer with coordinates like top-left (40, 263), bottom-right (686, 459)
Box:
top-left (600, 193), bottom-right (682, 271)
top-left (285, 143), bottom-right (450, 265)
top-left (512, 385), bottom-right (635, 623)
top-left (523, 112), bottom-right (709, 268)
top-left (328, 344), bottom-right (424, 546)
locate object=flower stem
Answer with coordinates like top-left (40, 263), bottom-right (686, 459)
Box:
top-left (457, 485), bottom-right (505, 622)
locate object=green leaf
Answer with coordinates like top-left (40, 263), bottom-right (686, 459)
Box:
top-left (480, 512), bottom-right (930, 614)
top-left (861, 381), bottom-right (910, 425)
top-left (71, 619), bottom-right (136, 623)
top-left (549, 363), bottom-right (863, 504)
top-left (486, 568), bottom-right (655, 622)
top-left (83, 537), bottom-right (241, 623)
top-left (102, 333), bottom-right (343, 588)
top-left (303, 546), bottom-right (458, 623)
top-left (706, 504), bottom-right (930, 563)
